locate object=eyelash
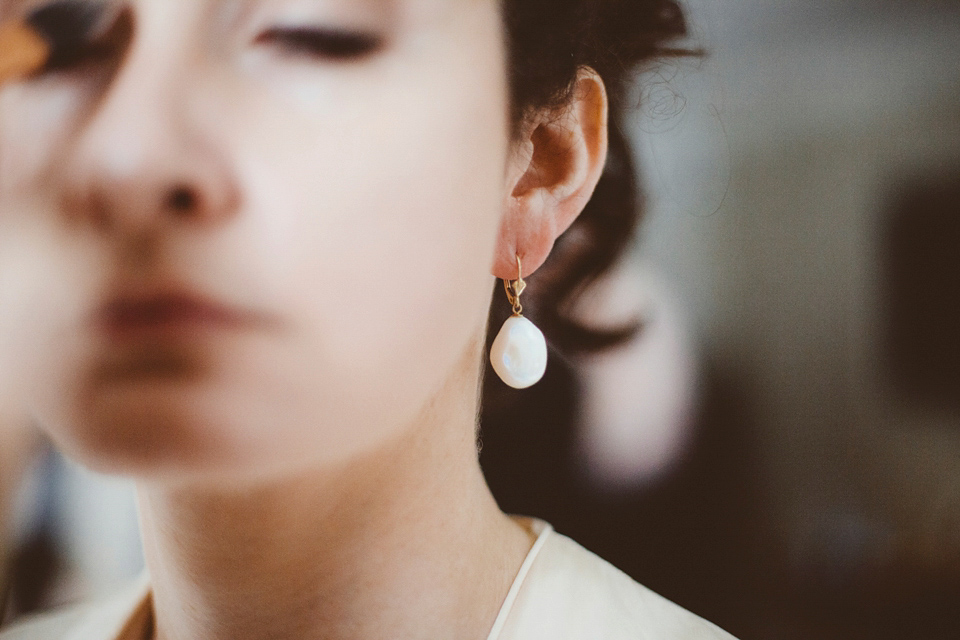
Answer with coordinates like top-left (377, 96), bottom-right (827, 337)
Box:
top-left (256, 27), bottom-right (383, 61)
top-left (33, 25), bottom-right (382, 77)
top-left (41, 41), bottom-right (116, 74)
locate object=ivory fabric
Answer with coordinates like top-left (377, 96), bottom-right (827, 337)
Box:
top-left (487, 520), bottom-right (736, 639)
top-left (0, 519), bottom-right (736, 640)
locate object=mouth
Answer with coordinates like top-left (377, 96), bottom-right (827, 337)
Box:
top-left (96, 288), bottom-right (269, 341)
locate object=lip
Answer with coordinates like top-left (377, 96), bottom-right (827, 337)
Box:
top-left (96, 287), bottom-right (267, 340)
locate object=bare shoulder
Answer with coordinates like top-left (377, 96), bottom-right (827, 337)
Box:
top-left (496, 528), bottom-right (738, 640)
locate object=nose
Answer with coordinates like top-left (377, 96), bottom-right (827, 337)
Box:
top-left (61, 14), bottom-right (238, 233)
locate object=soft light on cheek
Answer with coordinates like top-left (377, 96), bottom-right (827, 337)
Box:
top-left (0, 205), bottom-right (104, 408)
top-left (0, 83), bottom-right (91, 190)
top-left (202, 4), bottom-right (508, 433)
top-left (0, 85), bottom-right (100, 386)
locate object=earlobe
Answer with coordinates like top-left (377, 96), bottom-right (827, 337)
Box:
top-left (493, 67), bottom-right (609, 281)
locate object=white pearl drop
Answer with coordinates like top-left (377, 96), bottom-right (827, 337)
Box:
top-left (490, 315), bottom-right (548, 389)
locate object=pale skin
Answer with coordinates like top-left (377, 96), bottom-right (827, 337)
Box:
top-left (0, 0), bottom-right (608, 638)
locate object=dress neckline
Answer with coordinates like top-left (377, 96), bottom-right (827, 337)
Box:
top-left (485, 518), bottom-right (554, 640)
top-left (109, 518), bottom-right (554, 640)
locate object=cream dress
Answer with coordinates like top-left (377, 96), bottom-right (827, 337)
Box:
top-left (0, 519), bottom-right (737, 639)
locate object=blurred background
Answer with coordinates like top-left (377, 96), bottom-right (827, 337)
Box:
top-left (3, 0), bottom-right (960, 638)
top-left (487, 0), bottom-right (960, 637)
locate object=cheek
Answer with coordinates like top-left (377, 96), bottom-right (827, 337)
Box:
top-left (214, 54), bottom-right (509, 450)
top-left (0, 82), bottom-right (111, 405)
top-left (0, 214), bottom-right (106, 427)
top-left (0, 80), bottom-right (98, 191)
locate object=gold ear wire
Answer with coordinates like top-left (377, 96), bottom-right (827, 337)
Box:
top-left (504, 255), bottom-right (526, 317)
top-left (491, 254), bottom-right (547, 388)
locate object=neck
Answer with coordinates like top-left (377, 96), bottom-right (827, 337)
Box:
top-left (137, 340), bottom-right (533, 640)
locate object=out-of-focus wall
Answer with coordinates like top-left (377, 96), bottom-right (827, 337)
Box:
top-left (631, 0), bottom-right (960, 632)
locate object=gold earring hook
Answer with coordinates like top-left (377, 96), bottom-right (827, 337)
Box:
top-left (504, 255), bottom-right (526, 316)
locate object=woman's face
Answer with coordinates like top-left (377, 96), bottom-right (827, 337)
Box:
top-left (0, 0), bottom-right (511, 482)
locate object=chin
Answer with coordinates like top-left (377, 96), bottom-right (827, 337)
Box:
top-left (36, 378), bottom-right (234, 482)
top-left (41, 380), bottom-right (382, 487)
top-left (34, 335), bottom-right (448, 484)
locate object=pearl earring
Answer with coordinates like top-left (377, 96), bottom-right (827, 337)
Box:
top-left (490, 256), bottom-right (548, 389)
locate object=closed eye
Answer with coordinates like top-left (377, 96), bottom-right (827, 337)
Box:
top-left (31, 3), bottom-right (130, 75)
top-left (256, 27), bottom-right (384, 62)
top-left (41, 39), bottom-right (119, 73)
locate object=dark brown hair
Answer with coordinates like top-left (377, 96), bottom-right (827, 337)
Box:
top-left (491, 0), bottom-right (691, 355)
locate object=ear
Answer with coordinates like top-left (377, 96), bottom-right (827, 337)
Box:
top-left (493, 67), bottom-right (608, 280)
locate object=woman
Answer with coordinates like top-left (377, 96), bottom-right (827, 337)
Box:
top-left (0, 0), bottom-right (736, 638)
